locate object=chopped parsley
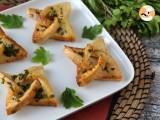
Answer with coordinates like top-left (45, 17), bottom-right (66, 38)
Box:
top-left (34, 88), bottom-right (47, 99)
top-left (50, 7), bottom-right (57, 17)
top-left (20, 83), bottom-right (30, 92)
top-left (0, 39), bottom-right (19, 57)
top-left (7, 82), bottom-right (14, 92)
top-left (49, 94), bottom-right (55, 98)
top-left (18, 70), bottom-right (29, 80)
top-left (57, 27), bottom-right (67, 35)
top-left (3, 44), bottom-right (19, 57)
top-left (40, 25), bottom-right (47, 32)
top-left (12, 96), bottom-right (21, 102)
top-left (104, 66), bottom-right (115, 73)
top-left (0, 39), bottom-right (3, 44)
top-left (11, 70), bottom-right (29, 81)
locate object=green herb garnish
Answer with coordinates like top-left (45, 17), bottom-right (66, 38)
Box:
top-left (17, 70), bottom-right (29, 80)
top-left (40, 25), bottom-right (47, 32)
top-left (0, 14), bottom-right (23, 28)
top-left (83, 0), bottom-right (160, 37)
top-left (82, 24), bottom-right (103, 40)
top-left (7, 82), bottom-right (14, 92)
top-left (57, 27), bottom-right (67, 35)
top-left (11, 75), bottom-right (17, 81)
top-left (0, 39), bottom-right (3, 44)
top-left (12, 96), bottom-right (21, 102)
top-left (20, 83), bottom-right (30, 92)
top-left (0, 39), bottom-right (19, 57)
top-left (34, 88), bottom-right (47, 99)
top-left (50, 7), bottom-right (57, 17)
top-left (61, 88), bottom-right (84, 109)
top-left (11, 70), bottom-right (29, 81)
top-left (3, 44), bottom-right (19, 57)
top-left (32, 47), bottom-right (52, 65)
top-left (49, 94), bottom-right (55, 98)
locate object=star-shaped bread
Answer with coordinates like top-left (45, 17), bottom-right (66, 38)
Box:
top-left (64, 38), bottom-right (122, 86)
top-left (0, 66), bottom-right (57, 115)
top-left (0, 27), bottom-right (27, 64)
top-left (27, 2), bottom-right (75, 43)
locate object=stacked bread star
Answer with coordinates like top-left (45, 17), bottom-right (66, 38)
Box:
top-left (0, 66), bottom-right (57, 115)
top-left (64, 38), bottom-right (122, 86)
top-left (27, 2), bottom-right (75, 43)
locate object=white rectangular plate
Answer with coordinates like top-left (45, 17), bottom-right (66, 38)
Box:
top-left (0, 0), bottom-right (134, 120)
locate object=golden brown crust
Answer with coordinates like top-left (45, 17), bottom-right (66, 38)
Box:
top-left (29, 98), bottom-right (58, 106)
top-left (51, 34), bottom-right (75, 42)
top-left (0, 27), bottom-right (27, 64)
top-left (27, 8), bottom-right (41, 20)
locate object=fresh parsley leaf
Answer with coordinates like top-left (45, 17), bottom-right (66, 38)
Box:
top-left (0, 14), bottom-right (23, 28)
top-left (61, 88), bottom-right (83, 109)
top-left (32, 47), bottom-right (52, 65)
top-left (83, 0), bottom-right (160, 37)
top-left (82, 25), bottom-right (103, 40)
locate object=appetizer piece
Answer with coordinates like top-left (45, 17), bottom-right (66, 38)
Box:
top-left (0, 66), bottom-right (57, 115)
top-left (27, 2), bottom-right (75, 43)
top-left (64, 38), bottom-right (122, 86)
top-left (0, 27), bottom-right (27, 64)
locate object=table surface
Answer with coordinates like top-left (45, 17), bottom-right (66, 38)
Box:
top-left (139, 36), bottom-right (160, 120)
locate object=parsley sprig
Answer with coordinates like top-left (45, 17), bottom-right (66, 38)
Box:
top-left (0, 14), bottom-right (23, 28)
top-left (83, 0), bottom-right (160, 37)
top-left (82, 24), bottom-right (103, 40)
top-left (61, 88), bottom-right (84, 109)
top-left (32, 47), bottom-right (52, 65)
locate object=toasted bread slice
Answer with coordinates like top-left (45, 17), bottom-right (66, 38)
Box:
top-left (0, 27), bottom-right (27, 64)
top-left (27, 2), bottom-right (75, 42)
top-left (64, 38), bottom-right (122, 86)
